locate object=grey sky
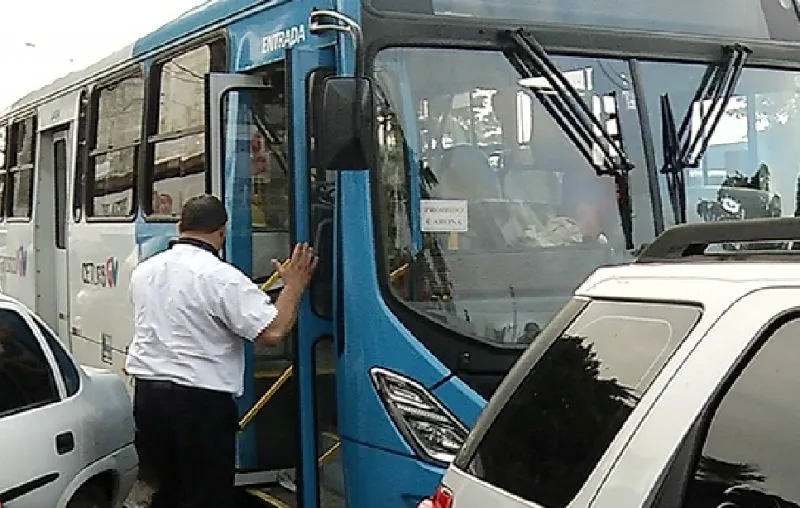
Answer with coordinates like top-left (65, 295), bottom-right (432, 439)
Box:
top-left (0, 0), bottom-right (207, 109)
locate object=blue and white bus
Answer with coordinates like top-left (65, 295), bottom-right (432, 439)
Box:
top-left (2, 0), bottom-right (800, 507)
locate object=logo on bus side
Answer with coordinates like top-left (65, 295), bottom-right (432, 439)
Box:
top-left (262, 24), bottom-right (306, 54)
top-left (81, 257), bottom-right (119, 288)
top-left (0, 246), bottom-right (27, 277)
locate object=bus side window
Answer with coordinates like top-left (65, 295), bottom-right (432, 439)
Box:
top-left (146, 40), bottom-right (226, 218)
top-left (308, 67), bottom-right (336, 319)
top-left (0, 124), bottom-right (7, 220)
top-left (73, 90), bottom-right (89, 222)
top-left (88, 71), bottom-right (143, 219)
top-left (7, 116), bottom-right (36, 220)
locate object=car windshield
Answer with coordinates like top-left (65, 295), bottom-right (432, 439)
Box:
top-left (374, 47), bottom-right (654, 345)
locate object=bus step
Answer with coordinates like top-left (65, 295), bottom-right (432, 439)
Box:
top-left (243, 483), bottom-right (346, 508)
top-left (245, 486), bottom-right (296, 508)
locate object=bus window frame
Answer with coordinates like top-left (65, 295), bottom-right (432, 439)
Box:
top-left (84, 66), bottom-right (145, 223)
top-left (142, 33), bottom-right (228, 222)
top-left (0, 122), bottom-right (7, 223)
top-left (6, 114), bottom-right (38, 223)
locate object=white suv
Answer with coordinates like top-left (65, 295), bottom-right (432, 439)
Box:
top-left (0, 294), bottom-right (137, 508)
top-left (421, 218), bottom-right (800, 508)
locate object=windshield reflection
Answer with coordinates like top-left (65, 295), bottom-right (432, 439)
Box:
top-left (369, 0), bottom-right (800, 41)
top-left (373, 48), bottom-right (653, 344)
top-left (640, 63), bottom-right (800, 245)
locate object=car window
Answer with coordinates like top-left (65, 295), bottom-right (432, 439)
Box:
top-left (467, 299), bottom-right (702, 508)
top-left (0, 308), bottom-right (60, 416)
top-left (683, 317), bottom-right (800, 507)
top-left (33, 319), bottom-right (80, 397)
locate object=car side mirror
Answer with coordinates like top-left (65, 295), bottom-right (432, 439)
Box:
top-left (313, 76), bottom-right (374, 171)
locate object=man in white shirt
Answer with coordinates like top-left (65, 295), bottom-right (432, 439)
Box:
top-left (125, 194), bottom-right (317, 508)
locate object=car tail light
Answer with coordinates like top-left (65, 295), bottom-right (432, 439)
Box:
top-left (417, 484), bottom-right (454, 508)
top-left (370, 367), bottom-right (468, 465)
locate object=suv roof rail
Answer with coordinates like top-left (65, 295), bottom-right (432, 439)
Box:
top-left (635, 217), bottom-right (800, 263)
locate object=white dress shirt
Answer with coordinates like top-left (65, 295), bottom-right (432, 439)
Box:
top-left (125, 242), bottom-right (277, 396)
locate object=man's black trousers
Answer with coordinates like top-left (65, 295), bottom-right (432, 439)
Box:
top-left (133, 378), bottom-right (239, 508)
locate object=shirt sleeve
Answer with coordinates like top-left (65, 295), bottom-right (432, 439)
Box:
top-left (212, 268), bottom-right (279, 341)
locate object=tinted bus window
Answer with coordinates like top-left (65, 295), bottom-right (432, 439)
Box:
top-left (467, 299), bottom-right (702, 507)
top-left (368, 0), bottom-right (791, 41)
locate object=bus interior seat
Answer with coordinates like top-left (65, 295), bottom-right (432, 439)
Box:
top-left (434, 145), bottom-right (508, 249)
top-left (436, 144), bottom-right (501, 200)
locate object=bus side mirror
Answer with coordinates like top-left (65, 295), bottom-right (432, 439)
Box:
top-left (314, 76), bottom-right (374, 171)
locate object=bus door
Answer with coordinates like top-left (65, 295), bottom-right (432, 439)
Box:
top-left (46, 129), bottom-right (71, 343)
top-left (32, 114), bottom-right (72, 344)
top-left (205, 44), bottom-right (339, 508)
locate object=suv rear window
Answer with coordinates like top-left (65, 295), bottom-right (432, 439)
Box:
top-left (464, 299), bottom-right (702, 507)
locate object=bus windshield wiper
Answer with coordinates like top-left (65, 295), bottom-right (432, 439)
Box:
top-left (660, 44), bottom-right (751, 224)
top-left (502, 28), bottom-right (636, 250)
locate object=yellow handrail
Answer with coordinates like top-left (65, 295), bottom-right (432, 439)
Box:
top-left (246, 488), bottom-right (292, 508)
top-left (318, 441), bottom-right (341, 466)
top-left (390, 263), bottom-right (409, 282)
top-left (260, 259), bottom-right (291, 292)
top-left (239, 364), bottom-right (294, 430)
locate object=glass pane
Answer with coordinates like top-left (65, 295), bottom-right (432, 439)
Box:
top-left (369, 0), bottom-right (791, 40)
top-left (0, 309), bottom-right (59, 415)
top-left (92, 147), bottom-right (136, 217)
top-left (685, 318), bottom-right (800, 507)
top-left (315, 337), bottom-right (344, 508)
top-left (469, 300), bottom-right (702, 507)
top-left (375, 47), bottom-right (652, 347)
top-left (0, 124), bottom-right (6, 169)
top-left (220, 65), bottom-right (297, 502)
top-left (13, 117), bottom-right (35, 167)
top-left (95, 73), bottom-right (144, 149)
top-left (10, 168), bottom-right (33, 218)
top-left (639, 63), bottom-right (800, 239)
top-left (54, 139), bottom-right (67, 249)
top-left (158, 45), bottom-right (210, 134)
top-left (34, 318), bottom-right (79, 397)
top-left (151, 133), bottom-right (206, 217)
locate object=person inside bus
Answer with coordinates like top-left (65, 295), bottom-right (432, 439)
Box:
top-left (492, 84), bottom-right (617, 245)
top-left (124, 194), bottom-right (318, 508)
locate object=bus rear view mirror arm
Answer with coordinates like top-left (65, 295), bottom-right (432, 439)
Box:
top-left (314, 76), bottom-right (375, 171)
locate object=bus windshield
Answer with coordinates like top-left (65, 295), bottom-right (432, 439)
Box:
top-left (375, 45), bottom-right (800, 348)
top-left (368, 0), bottom-right (795, 41)
top-left (374, 47), bottom-right (654, 345)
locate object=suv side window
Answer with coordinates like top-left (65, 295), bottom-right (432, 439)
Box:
top-left (34, 319), bottom-right (80, 397)
top-left (683, 317), bottom-right (800, 507)
top-left (467, 299), bottom-right (702, 508)
top-left (0, 309), bottom-right (59, 416)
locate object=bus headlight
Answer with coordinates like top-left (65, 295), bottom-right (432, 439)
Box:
top-left (370, 367), bottom-right (468, 465)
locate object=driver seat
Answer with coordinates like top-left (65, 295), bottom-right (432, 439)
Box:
top-left (433, 144), bottom-right (509, 250)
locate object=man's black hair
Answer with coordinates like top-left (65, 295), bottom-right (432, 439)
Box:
top-left (179, 194), bottom-right (228, 233)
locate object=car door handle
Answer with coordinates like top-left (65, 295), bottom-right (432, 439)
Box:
top-left (55, 432), bottom-right (74, 455)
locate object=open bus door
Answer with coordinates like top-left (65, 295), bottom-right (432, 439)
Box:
top-left (205, 43), bottom-right (340, 508)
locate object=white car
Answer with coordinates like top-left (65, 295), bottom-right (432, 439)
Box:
top-left (0, 294), bottom-right (137, 508)
top-left (420, 217), bottom-right (800, 508)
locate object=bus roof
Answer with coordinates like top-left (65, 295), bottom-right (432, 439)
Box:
top-left (2, 0), bottom-right (268, 119)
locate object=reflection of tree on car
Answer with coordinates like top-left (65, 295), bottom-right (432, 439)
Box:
top-left (686, 455), bottom-right (800, 508)
top-left (0, 322), bottom-right (57, 415)
top-left (477, 334), bottom-right (637, 507)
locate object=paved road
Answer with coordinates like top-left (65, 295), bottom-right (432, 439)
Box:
top-left (123, 481), bottom-right (154, 508)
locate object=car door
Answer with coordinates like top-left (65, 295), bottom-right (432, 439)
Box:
top-left (0, 301), bottom-right (82, 507)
